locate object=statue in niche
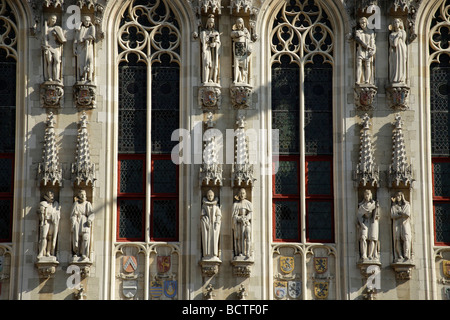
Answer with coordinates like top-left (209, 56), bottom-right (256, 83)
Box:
top-left (70, 190), bottom-right (94, 261)
top-left (74, 16), bottom-right (96, 83)
top-left (37, 191), bottom-right (61, 259)
top-left (232, 188), bottom-right (252, 259)
top-left (355, 17), bottom-right (376, 85)
top-left (200, 14), bottom-right (221, 85)
top-left (388, 18), bottom-right (407, 85)
top-left (357, 189), bottom-right (379, 262)
top-left (391, 191), bottom-right (412, 262)
top-left (42, 14), bottom-right (66, 82)
top-left (200, 189), bottom-right (222, 261)
top-left (231, 17), bottom-right (252, 85)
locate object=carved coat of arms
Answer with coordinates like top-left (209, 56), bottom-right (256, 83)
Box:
top-left (280, 256), bottom-right (294, 274)
top-left (122, 280), bottom-right (137, 298)
top-left (157, 255), bottom-right (171, 274)
top-left (123, 255), bottom-right (137, 273)
top-left (274, 280), bottom-right (287, 299)
top-left (150, 280), bottom-right (163, 299)
top-left (443, 260), bottom-right (450, 278)
top-left (164, 280), bottom-right (177, 298)
top-left (314, 257), bottom-right (328, 274)
top-left (288, 280), bottom-right (301, 299)
top-left (313, 281), bottom-right (329, 299)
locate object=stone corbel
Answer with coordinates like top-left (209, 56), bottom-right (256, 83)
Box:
top-left (74, 83), bottom-right (96, 109)
top-left (231, 259), bottom-right (253, 277)
top-left (199, 259), bottom-right (221, 277)
top-left (391, 261), bottom-right (415, 280)
top-left (354, 84), bottom-right (377, 110)
top-left (386, 85), bottom-right (410, 110)
top-left (230, 85), bottom-right (252, 109)
top-left (40, 82), bottom-right (64, 109)
top-left (198, 86), bottom-right (222, 110)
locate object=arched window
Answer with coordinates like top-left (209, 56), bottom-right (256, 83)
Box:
top-left (117, 0), bottom-right (180, 242)
top-left (430, 0), bottom-right (450, 245)
top-left (0, 0), bottom-right (17, 242)
top-left (271, 0), bottom-right (334, 243)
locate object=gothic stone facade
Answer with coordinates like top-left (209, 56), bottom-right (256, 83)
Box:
top-left (0, 0), bottom-right (450, 300)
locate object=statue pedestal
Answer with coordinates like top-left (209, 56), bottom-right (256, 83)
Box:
top-left (199, 257), bottom-right (222, 277)
top-left (74, 81), bottom-right (96, 109)
top-left (357, 259), bottom-right (381, 278)
top-left (391, 260), bottom-right (415, 280)
top-left (231, 256), bottom-right (254, 277)
top-left (40, 81), bottom-right (64, 109)
top-left (70, 256), bottom-right (93, 277)
top-left (36, 256), bottom-right (59, 279)
top-left (354, 84), bottom-right (377, 110)
top-left (198, 84), bottom-right (222, 110)
top-left (386, 84), bottom-right (410, 110)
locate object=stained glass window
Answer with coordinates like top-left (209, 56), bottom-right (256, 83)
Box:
top-left (271, 0), bottom-right (334, 243)
top-left (117, 0), bottom-right (180, 242)
top-left (430, 0), bottom-right (450, 245)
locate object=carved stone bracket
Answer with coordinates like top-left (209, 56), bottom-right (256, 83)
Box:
top-left (354, 84), bottom-right (377, 110)
top-left (35, 256), bottom-right (59, 279)
top-left (40, 82), bottom-right (64, 109)
top-left (231, 257), bottom-right (254, 277)
top-left (198, 85), bottom-right (222, 110)
top-left (230, 84), bottom-right (252, 109)
top-left (391, 261), bottom-right (415, 280)
top-left (386, 85), bottom-right (410, 110)
top-left (74, 83), bottom-right (96, 109)
top-left (70, 260), bottom-right (92, 278)
top-left (358, 260), bottom-right (381, 278)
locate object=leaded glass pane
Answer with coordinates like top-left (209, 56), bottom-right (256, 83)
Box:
top-left (119, 64), bottom-right (147, 154)
top-left (275, 201), bottom-right (299, 240)
top-left (430, 62), bottom-right (450, 156)
top-left (275, 160), bottom-right (298, 195)
top-left (118, 199), bottom-right (144, 239)
top-left (151, 58), bottom-right (179, 154)
top-left (433, 161), bottom-right (450, 197)
top-left (272, 56), bottom-right (299, 154)
top-left (120, 159), bottom-right (144, 194)
top-left (0, 199), bottom-right (11, 240)
top-left (307, 160), bottom-right (331, 195)
top-left (0, 158), bottom-right (12, 193)
top-left (0, 56), bottom-right (15, 153)
top-left (153, 159), bottom-right (176, 193)
top-left (435, 203), bottom-right (450, 243)
top-left (307, 201), bottom-right (332, 241)
top-left (152, 199), bottom-right (177, 239)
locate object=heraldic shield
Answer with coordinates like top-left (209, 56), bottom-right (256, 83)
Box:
top-left (157, 255), bottom-right (171, 274)
top-left (150, 280), bottom-right (163, 299)
top-left (443, 260), bottom-right (450, 278)
top-left (274, 281), bottom-right (287, 299)
top-left (122, 280), bottom-right (137, 298)
top-left (288, 280), bottom-right (301, 299)
top-left (164, 280), bottom-right (177, 298)
top-left (314, 257), bottom-right (328, 274)
top-left (280, 256), bottom-right (294, 274)
top-left (313, 281), bottom-right (329, 299)
top-left (123, 256), bottom-right (137, 273)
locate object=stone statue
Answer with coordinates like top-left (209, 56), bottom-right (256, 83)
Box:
top-left (37, 191), bottom-right (60, 259)
top-left (231, 17), bottom-right (252, 84)
top-left (232, 188), bottom-right (252, 259)
top-left (74, 16), bottom-right (96, 83)
top-left (200, 14), bottom-right (221, 84)
top-left (391, 191), bottom-right (412, 262)
top-left (70, 190), bottom-right (94, 261)
top-left (200, 190), bottom-right (222, 261)
top-left (355, 17), bottom-right (376, 85)
top-left (388, 18), bottom-right (407, 85)
top-left (357, 189), bottom-right (379, 261)
top-left (42, 14), bottom-right (66, 82)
